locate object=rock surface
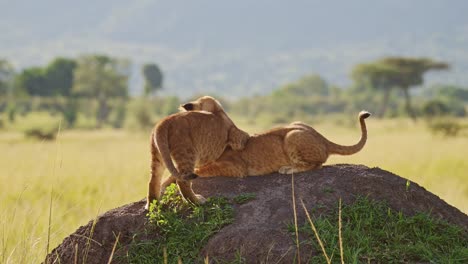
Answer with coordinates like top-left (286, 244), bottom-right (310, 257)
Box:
top-left (45, 164), bottom-right (468, 263)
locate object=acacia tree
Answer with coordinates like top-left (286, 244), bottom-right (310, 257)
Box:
top-left (351, 62), bottom-right (401, 117)
top-left (352, 57), bottom-right (449, 119)
top-left (72, 54), bottom-right (130, 128)
top-left (45, 57), bottom-right (77, 96)
top-left (142, 63), bottom-right (163, 96)
top-left (14, 67), bottom-right (49, 96)
top-left (13, 57), bottom-right (76, 97)
top-left (0, 59), bottom-right (15, 97)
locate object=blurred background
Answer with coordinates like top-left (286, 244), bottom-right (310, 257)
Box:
top-left (1, 1), bottom-right (467, 263)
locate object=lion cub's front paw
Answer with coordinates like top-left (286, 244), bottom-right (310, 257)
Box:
top-left (145, 197), bottom-right (158, 210)
top-left (144, 201), bottom-right (152, 210)
top-left (195, 194), bottom-right (207, 204)
top-left (279, 166), bottom-right (296, 174)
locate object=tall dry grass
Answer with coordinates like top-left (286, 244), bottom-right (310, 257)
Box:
top-left (0, 130), bottom-right (149, 263)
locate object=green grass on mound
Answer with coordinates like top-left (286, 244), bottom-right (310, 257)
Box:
top-left (123, 189), bottom-right (467, 263)
top-left (290, 197), bottom-right (468, 263)
top-left (122, 185), bottom-right (235, 263)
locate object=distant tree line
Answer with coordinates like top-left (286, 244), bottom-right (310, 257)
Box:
top-left (0, 55), bottom-right (163, 128)
top-left (1, 55), bottom-right (467, 132)
top-left (231, 56), bottom-right (466, 125)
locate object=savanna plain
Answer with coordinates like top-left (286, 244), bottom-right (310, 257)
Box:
top-left (1, 116), bottom-right (467, 263)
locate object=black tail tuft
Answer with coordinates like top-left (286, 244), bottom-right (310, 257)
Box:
top-left (359, 111), bottom-right (371, 119)
top-left (180, 173), bottom-right (198, 181)
top-left (187, 173), bottom-right (198, 180)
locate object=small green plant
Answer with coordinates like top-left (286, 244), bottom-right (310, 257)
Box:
top-left (322, 187), bottom-right (335, 194)
top-left (406, 179), bottom-right (411, 191)
top-left (233, 193), bottom-right (257, 204)
top-left (123, 184), bottom-right (235, 263)
top-left (289, 197), bottom-right (468, 263)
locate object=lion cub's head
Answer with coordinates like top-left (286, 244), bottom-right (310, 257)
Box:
top-left (180, 95), bottom-right (250, 150)
top-left (179, 96), bottom-right (224, 113)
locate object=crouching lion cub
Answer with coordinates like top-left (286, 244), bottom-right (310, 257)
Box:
top-left (146, 96), bottom-right (249, 209)
top-left (192, 111), bottom-right (371, 177)
top-left (160, 108), bottom-right (370, 183)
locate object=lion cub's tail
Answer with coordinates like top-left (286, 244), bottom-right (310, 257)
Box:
top-left (150, 130), bottom-right (164, 175)
top-left (153, 121), bottom-right (179, 177)
top-left (326, 111), bottom-right (371, 155)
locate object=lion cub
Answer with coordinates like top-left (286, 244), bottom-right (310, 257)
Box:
top-left (179, 108), bottom-right (370, 178)
top-left (146, 96), bottom-right (249, 209)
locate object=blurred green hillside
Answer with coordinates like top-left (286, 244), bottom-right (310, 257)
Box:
top-left (3, 1), bottom-right (468, 97)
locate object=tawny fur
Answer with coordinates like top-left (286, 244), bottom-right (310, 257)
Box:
top-left (146, 96), bottom-right (249, 209)
top-left (161, 111), bottom-right (370, 191)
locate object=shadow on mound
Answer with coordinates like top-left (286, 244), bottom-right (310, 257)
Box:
top-left (45, 164), bottom-right (468, 263)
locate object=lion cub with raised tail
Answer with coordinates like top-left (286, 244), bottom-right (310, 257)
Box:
top-left (146, 96), bottom-right (249, 209)
top-left (177, 109), bottom-right (370, 178)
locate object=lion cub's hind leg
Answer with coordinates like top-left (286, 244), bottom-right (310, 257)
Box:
top-left (281, 129), bottom-right (327, 174)
top-left (170, 137), bottom-right (199, 180)
top-left (160, 176), bottom-right (207, 204)
top-left (146, 141), bottom-right (166, 210)
top-left (196, 156), bottom-right (248, 178)
top-left (146, 164), bottom-right (165, 209)
top-left (170, 142), bottom-right (206, 204)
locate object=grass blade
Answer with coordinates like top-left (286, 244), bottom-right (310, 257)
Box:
top-left (300, 199), bottom-right (330, 264)
top-left (339, 198), bottom-right (344, 264)
top-left (291, 173), bottom-right (301, 264)
top-left (106, 232), bottom-right (120, 264)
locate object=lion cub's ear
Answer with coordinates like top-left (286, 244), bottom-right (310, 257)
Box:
top-left (181, 103), bottom-right (194, 111)
top-left (179, 96), bottom-right (222, 113)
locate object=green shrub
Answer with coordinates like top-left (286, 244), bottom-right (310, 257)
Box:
top-left (422, 99), bottom-right (466, 118)
top-left (24, 127), bottom-right (57, 140)
top-left (17, 112), bottom-right (60, 140)
top-left (426, 118), bottom-right (463, 137)
top-left (422, 100), bottom-right (450, 117)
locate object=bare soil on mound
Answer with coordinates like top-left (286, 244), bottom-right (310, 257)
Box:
top-left (45, 164), bottom-right (468, 263)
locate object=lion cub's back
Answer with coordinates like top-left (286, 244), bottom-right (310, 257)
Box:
top-left (241, 133), bottom-right (290, 175)
top-left (167, 111), bottom-right (230, 166)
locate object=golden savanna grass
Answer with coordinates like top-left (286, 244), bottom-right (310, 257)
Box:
top-left (0, 117), bottom-right (467, 263)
